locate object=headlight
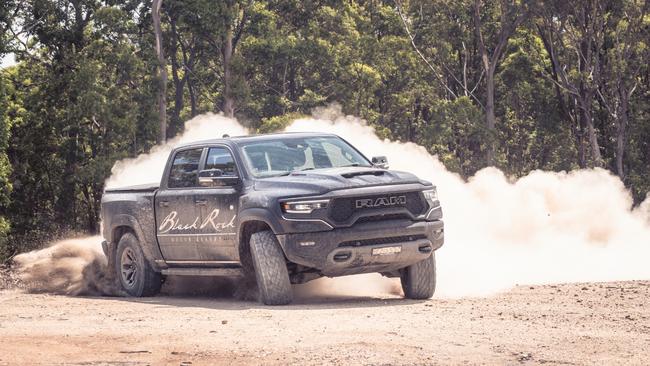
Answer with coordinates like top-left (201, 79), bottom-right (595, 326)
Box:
top-left (422, 188), bottom-right (438, 202)
top-left (281, 199), bottom-right (329, 214)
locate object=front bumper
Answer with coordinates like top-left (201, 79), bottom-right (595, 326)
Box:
top-left (276, 219), bottom-right (443, 277)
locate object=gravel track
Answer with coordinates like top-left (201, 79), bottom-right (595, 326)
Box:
top-left (0, 280), bottom-right (649, 365)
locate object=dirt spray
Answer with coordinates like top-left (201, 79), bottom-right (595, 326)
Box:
top-left (12, 236), bottom-right (118, 296)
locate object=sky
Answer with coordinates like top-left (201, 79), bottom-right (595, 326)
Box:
top-left (1, 53), bottom-right (16, 69)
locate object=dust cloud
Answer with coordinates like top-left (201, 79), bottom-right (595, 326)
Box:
top-left (288, 105), bottom-right (650, 297)
top-left (10, 105), bottom-right (650, 299)
top-left (13, 236), bottom-right (119, 296)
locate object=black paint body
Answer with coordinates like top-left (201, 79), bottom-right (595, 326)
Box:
top-left (101, 132), bottom-right (444, 283)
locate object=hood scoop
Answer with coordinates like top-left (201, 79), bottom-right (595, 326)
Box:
top-left (341, 170), bottom-right (385, 178)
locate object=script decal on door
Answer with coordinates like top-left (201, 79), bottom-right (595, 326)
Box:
top-left (158, 209), bottom-right (236, 234)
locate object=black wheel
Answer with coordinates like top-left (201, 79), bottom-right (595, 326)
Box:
top-left (400, 253), bottom-right (436, 299)
top-left (249, 231), bottom-right (292, 305)
top-left (115, 232), bottom-right (163, 297)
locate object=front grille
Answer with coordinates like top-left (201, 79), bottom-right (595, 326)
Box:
top-left (329, 191), bottom-right (426, 223)
top-left (339, 234), bottom-right (427, 247)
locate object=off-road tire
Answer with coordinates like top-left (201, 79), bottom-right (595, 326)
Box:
top-left (115, 232), bottom-right (163, 297)
top-left (250, 231), bottom-right (292, 305)
top-left (400, 253), bottom-right (436, 299)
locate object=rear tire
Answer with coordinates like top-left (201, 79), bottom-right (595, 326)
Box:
top-left (115, 232), bottom-right (163, 297)
top-left (400, 253), bottom-right (436, 299)
top-left (249, 231), bottom-right (293, 305)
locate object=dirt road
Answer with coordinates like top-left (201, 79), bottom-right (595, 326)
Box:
top-left (1, 280), bottom-right (649, 365)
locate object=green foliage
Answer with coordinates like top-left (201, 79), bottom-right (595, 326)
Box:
top-left (0, 216), bottom-right (9, 261)
top-left (495, 30), bottom-right (578, 174)
top-left (258, 112), bottom-right (307, 134)
top-left (0, 74), bottom-right (11, 261)
top-left (0, 73), bottom-right (11, 206)
top-left (1, 2), bottom-right (159, 258)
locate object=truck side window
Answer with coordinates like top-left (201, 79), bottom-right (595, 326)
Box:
top-left (205, 147), bottom-right (237, 176)
top-left (168, 148), bottom-right (203, 188)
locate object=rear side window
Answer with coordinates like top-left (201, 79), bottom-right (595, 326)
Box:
top-left (168, 148), bottom-right (203, 188)
top-left (205, 147), bottom-right (237, 176)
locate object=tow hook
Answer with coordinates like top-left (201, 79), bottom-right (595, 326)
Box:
top-left (333, 251), bottom-right (352, 262)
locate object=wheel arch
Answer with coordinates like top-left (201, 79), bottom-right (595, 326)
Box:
top-left (238, 219), bottom-right (274, 273)
top-left (107, 214), bottom-right (161, 271)
top-left (112, 225), bottom-right (136, 246)
top-left (237, 208), bottom-right (281, 273)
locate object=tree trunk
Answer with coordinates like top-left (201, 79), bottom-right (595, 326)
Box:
top-left (179, 33), bottom-right (198, 118)
top-left (577, 7), bottom-right (603, 168)
top-left (81, 184), bottom-right (97, 233)
top-left (152, 0), bottom-right (167, 143)
top-left (615, 89), bottom-right (629, 178)
top-left (584, 110), bottom-right (603, 167)
top-left (188, 79), bottom-right (197, 117)
top-left (484, 68), bottom-right (496, 164)
top-left (579, 87), bottom-right (603, 167)
top-left (575, 108), bottom-right (587, 169)
top-left (169, 17), bottom-right (185, 137)
top-left (221, 27), bottom-right (235, 118)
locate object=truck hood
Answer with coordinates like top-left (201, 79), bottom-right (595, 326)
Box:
top-left (253, 167), bottom-right (427, 196)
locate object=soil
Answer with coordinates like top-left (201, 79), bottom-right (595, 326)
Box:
top-left (0, 280), bottom-right (649, 365)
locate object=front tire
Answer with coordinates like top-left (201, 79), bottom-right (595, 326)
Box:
top-left (115, 232), bottom-right (163, 297)
top-left (400, 253), bottom-right (436, 299)
top-left (249, 231), bottom-right (293, 305)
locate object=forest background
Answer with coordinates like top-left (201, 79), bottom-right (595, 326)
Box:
top-left (0, 0), bottom-right (648, 261)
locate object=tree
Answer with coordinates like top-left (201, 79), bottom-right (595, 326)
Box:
top-left (0, 1), bottom-right (17, 259)
top-left (5, 1), bottom-right (157, 250)
top-left (152, 0), bottom-right (167, 142)
top-left (473, 0), bottom-right (532, 165)
top-left (595, 0), bottom-right (648, 178)
top-left (220, 0), bottom-right (253, 118)
top-left (0, 74), bottom-right (11, 259)
top-left (537, 0), bottom-right (607, 168)
top-left (396, 0), bottom-right (484, 105)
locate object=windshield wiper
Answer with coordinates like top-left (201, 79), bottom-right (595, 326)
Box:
top-left (276, 168), bottom-right (311, 176)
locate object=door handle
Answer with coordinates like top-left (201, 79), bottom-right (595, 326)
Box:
top-left (195, 199), bottom-right (208, 206)
top-left (159, 201), bottom-right (169, 207)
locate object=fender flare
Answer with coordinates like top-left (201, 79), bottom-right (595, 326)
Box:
top-left (237, 207), bottom-right (284, 252)
top-left (108, 214), bottom-right (164, 270)
top-left (237, 208), bottom-right (282, 239)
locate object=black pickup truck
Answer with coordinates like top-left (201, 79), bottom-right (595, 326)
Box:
top-left (101, 132), bottom-right (444, 305)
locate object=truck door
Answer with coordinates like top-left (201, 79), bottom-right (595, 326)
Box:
top-left (155, 147), bottom-right (205, 261)
top-left (193, 146), bottom-right (240, 262)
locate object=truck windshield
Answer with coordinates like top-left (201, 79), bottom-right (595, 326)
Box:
top-left (239, 136), bottom-right (372, 178)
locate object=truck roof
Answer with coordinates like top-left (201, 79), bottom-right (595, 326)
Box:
top-left (174, 132), bottom-right (338, 149)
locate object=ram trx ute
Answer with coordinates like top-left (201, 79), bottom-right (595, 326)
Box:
top-left (101, 133), bottom-right (444, 305)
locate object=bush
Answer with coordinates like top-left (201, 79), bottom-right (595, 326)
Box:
top-left (0, 217), bottom-right (9, 263)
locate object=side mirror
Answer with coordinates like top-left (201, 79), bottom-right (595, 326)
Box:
top-left (198, 169), bottom-right (240, 187)
top-left (371, 156), bottom-right (389, 169)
